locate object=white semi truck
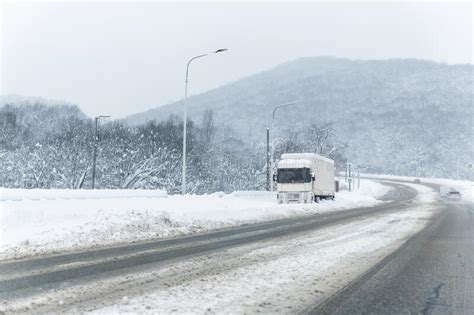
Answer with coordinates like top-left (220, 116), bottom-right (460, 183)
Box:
top-left (274, 153), bottom-right (335, 203)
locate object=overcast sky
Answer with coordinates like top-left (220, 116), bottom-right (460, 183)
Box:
top-left (1, 1), bottom-right (472, 118)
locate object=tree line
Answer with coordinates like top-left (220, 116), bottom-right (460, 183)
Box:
top-left (0, 101), bottom-right (346, 193)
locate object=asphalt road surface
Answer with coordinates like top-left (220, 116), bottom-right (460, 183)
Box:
top-left (310, 197), bottom-right (473, 314)
top-left (0, 182), bottom-right (414, 303)
top-left (1, 180), bottom-right (472, 315)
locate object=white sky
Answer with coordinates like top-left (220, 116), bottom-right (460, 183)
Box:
top-left (1, 1), bottom-right (472, 118)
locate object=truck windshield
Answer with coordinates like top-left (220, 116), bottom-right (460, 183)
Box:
top-left (277, 168), bottom-right (311, 184)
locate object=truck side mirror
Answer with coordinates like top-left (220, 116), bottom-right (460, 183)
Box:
top-left (311, 174), bottom-right (315, 181)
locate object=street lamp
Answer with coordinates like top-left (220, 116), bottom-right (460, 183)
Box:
top-left (92, 115), bottom-right (111, 189)
top-left (182, 48), bottom-right (228, 195)
top-left (268, 100), bottom-right (300, 191)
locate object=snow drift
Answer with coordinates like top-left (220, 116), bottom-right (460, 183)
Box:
top-left (0, 180), bottom-right (388, 259)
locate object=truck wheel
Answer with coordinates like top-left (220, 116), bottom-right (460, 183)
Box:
top-left (315, 196), bottom-right (320, 203)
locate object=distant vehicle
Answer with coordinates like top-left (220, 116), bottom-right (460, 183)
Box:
top-left (440, 186), bottom-right (462, 200)
top-left (447, 189), bottom-right (462, 200)
top-left (414, 178), bottom-right (421, 183)
top-left (274, 153), bottom-right (335, 203)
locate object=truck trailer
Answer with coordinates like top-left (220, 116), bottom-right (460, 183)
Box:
top-left (274, 153), bottom-right (335, 203)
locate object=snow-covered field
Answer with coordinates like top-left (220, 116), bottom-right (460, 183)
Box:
top-left (0, 180), bottom-right (388, 259)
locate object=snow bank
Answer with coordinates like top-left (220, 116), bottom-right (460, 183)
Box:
top-left (91, 201), bottom-right (436, 314)
top-left (0, 180), bottom-right (389, 259)
top-left (0, 188), bottom-right (167, 201)
top-left (1, 182), bottom-right (436, 314)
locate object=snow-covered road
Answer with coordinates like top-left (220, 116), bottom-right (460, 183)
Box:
top-left (91, 207), bottom-right (437, 314)
top-left (0, 180), bottom-right (443, 314)
top-left (0, 180), bottom-right (388, 259)
top-left (88, 182), bottom-right (439, 314)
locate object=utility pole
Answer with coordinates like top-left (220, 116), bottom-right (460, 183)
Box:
top-left (345, 164), bottom-right (348, 183)
top-left (266, 128), bottom-right (270, 191)
top-left (347, 163), bottom-right (353, 191)
top-left (455, 159), bottom-right (460, 180)
top-left (417, 159), bottom-right (421, 178)
top-left (91, 115), bottom-right (110, 189)
top-left (182, 48), bottom-right (228, 195)
top-left (357, 167), bottom-right (360, 189)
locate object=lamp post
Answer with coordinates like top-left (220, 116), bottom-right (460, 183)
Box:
top-left (266, 128), bottom-right (270, 191)
top-left (92, 115), bottom-right (111, 189)
top-left (268, 100), bottom-right (300, 191)
top-left (182, 48), bottom-right (228, 195)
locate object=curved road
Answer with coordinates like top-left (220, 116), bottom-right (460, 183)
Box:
top-left (0, 182), bottom-right (414, 303)
top-left (2, 180), bottom-right (472, 314)
top-left (310, 186), bottom-right (473, 314)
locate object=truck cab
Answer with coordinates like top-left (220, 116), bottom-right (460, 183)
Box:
top-left (275, 159), bottom-right (314, 203)
top-left (274, 153), bottom-right (335, 204)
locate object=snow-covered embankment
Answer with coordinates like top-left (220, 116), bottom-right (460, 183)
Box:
top-left (0, 180), bottom-right (388, 259)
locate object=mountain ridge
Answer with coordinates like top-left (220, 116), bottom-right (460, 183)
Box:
top-left (124, 56), bottom-right (472, 177)
top-left (124, 57), bottom-right (474, 130)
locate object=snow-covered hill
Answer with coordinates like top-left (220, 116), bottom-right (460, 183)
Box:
top-left (125, 57), bottom-right (473, 178)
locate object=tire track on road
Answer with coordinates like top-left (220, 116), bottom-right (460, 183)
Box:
top-left (0, 182), bottom-right (416, 303)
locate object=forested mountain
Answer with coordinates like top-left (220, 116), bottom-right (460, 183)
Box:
top-left (127, 57), bottom-right (473, 179)
top-left (1, 57), bottom-right (472, 192)
top-left (0, 97), bottom-right (267, 192)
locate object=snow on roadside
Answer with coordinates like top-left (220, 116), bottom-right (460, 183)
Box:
top-left (82, 184), bottom-right (437, 314)
top-left (0, 188), bottom-right (168, 201)
top-left (391, 182), bottom-right (438, 204)
top-left (0, 180), bottom-right (389, 260)
top-left (96, 210), bottom-right (433, 314)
